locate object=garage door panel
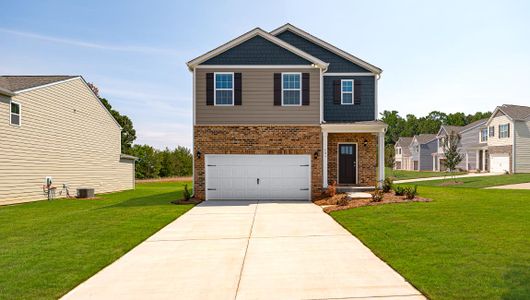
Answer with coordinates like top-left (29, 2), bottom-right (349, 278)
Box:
top-left (205, 155), bottom-right (311, 200)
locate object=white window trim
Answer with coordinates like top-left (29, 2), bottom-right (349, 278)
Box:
top-left (340, 79), bottom-right (354, 105)
top-left (10, 100), bottom-right (21, 126)
top-left (213, 72), bottom-right (234, 106)
top-left (499, 124), bottom-right (509, 138)
top-left (281, 72), bottom-right (302, 106)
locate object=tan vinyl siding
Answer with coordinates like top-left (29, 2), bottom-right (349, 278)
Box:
top-left (487, 114), bottom-right (514, 147)
top-left (195, 68), bottom-right (320, 124)
top-left (0, 78), bottom-right (134, 205)
top-left (515, 120), bottom-right (530, 173)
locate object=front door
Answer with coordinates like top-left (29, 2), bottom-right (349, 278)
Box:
top-left (338, 144), bottom-right (357, 184)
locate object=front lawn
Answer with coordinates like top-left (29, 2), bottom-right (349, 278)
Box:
top-left (411, 173), bottom-right (530, 188)
top-left (331, 186), bottom-right (530, 299)
top-left (386, 167), bottom-right (466, 180)
top-left (0, 181), bottom-right (194, 299)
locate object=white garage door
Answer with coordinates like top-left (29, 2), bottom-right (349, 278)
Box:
top-left (205, 154), bottom-right (311, 200)
top-left (490, 154), bottom-right (510, 173)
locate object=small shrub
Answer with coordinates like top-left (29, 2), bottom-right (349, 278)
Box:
top-left (382, 177), bottom-right (393, 193)
top-left (404, 185), bottom-right (418, 200)
top-left (183, 184), bottom-right (191, 201)
top-left (371, 188), bottom-right (384, 202)
top-left (393, 185), bottom-right (405, 196)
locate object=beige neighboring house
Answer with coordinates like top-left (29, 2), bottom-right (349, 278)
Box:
top-left (0, 75), bottom-right (135, 205)
top-left (484, 104), bottom-right (530, 173)
top-left (394, 137), bottom-right (413, 170)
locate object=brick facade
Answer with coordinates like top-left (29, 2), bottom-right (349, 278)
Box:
top-left (327, 133), bottom-right (377, 186)
top-left (488, 145), bottom-right (513, 173)
top-left (193, 125), bottom-right (322, 200)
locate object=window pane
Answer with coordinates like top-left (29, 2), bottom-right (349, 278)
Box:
top-left (11, 114), bottom-right (20, 125)
top-left (215, 90), bottom-right (233, 105)
top-left (11, 102), bottom-right (20, 114)
top-left (283, 90), bottom-right (300, 105)
top-left (283, 74), bottom-right (300, 89)
top-left (342, 93), bottom-right (353, 104)
top-left (215, 74), bottom-right (233, 89)
top-left (342, 81), bottom-right (353, 92)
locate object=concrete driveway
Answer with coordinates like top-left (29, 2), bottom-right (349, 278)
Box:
top-left (62, 201), bottom-right (424, 300)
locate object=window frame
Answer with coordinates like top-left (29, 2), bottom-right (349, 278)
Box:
top-left (281, 72), bottom-right (302, 106)
top-left (499, 124), bottom-right (509, 138)
top-left (480, 128), bottom-right (488, 142)
top-left (213, 72), bottom-right (235, 106)
top-left (340, 79), bottom-right (354, 105)
top-left (10, 100), bottom-right (21, 126)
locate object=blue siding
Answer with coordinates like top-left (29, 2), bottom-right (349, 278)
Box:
top-left (201, 36), bottom-right (312, 65)
top-left (276, 30), bottom-right (370, 73)
top-left (323, 76), bottom-right (375, 122)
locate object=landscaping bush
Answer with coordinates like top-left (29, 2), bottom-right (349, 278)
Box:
top-left (382, 177), bottom-right (393, 193)
top-left (393, 185), bottom-right (405, 196)
top-left (404, 185), bottom-right (418, 200)
top-left (372, 188), bottom-right (384, 202)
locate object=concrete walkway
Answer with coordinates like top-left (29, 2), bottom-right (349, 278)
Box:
top-left (395, 172), bottom-right (501, 183)
top-left (62, 201), bottom-right (424, 300)
top-left (486, 182), bottom-right (530, 190)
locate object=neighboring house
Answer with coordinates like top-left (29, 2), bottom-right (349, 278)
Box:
top-left (484, 104), bottom-right (530, 173)
top-left (409, 134), bottom-right (437, 171)
top-left (187, 24), bottom-right (386, 201)
top-left (432, 119), bottom-right (488, 171)
top-left (394, 137), bottom-right (413, 170)
top-left (0, 76), bottom-right (135, 205)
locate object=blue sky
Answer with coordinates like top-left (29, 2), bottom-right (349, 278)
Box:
top-left (1, 0), bottom-right (529, 149)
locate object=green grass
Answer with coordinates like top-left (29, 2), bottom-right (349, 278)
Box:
top-left (411, 173), bottom-right (530, 188)
top-left (331, 186), bottom-right (530, 299)
top-left (386, 167), bottom-right (466, 180)
top-left (0, 182), bottom-right (194, 300)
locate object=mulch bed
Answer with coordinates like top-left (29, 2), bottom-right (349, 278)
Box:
top-left (170, 198), bottom-right (202, 205)
top-left (314, 192), bottom-right (431, 213)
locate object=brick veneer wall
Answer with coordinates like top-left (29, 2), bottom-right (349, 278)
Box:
top-left (328, 133), bottom-right (377, 186)
top-left (193, 125), bottom-right (322, 200)
top-left (488, 145), bottom-right (513, 173)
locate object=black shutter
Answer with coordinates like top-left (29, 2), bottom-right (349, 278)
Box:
top-left (354, 81), bottom-right (362, 105)
top-left (234, 73), bottom-right (242, 105)
top-left (274, 73), bottom-right (281, 106)
top-left (333, 80), bottom-right (341, 105)
top-left (206, 73), bottom-right (214, 105)
top-left (302, 73), bottom-right (310, 105)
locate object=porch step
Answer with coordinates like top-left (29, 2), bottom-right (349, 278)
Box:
top-left (335, 186), bottom-right (375, 193)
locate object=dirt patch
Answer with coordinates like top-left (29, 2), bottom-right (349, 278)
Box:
top-left (137, 176), bottom-right (192, 183)
top-left (438, 181), bottom-right (464, 186)
top-left (170, 198), bottom-right (202, 205)
top-left (314, 192), bottom-right (431, 213)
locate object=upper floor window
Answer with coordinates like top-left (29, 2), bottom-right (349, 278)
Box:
top-left (499, 124), bottom-right (510, 138)
top-left (341, 80), bottom-right (354, 105)
top-left (489, 126), bottom-right (495, 137)
top-left (10, 101), bottom-right (21, 126)
top-left (282, 73), bottom-right (301, 106)
top-left (214, 73), bottom-right (234, 105)
top-left (480, 128), bottom-right (488, 142)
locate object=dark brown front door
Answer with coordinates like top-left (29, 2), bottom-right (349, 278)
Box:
top-left (339, 144), bottom-right (357, 184)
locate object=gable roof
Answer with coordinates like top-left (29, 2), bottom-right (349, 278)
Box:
top-left (0, 76), bottom-right (78, 94)
top-left (186, 27), bottom-right (329, 70)
top-left (270, 23), bottom-right (382, 74)
top-left (413, 134), bottom-right (437, 145)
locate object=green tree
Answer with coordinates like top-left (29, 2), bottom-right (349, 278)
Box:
top-left (129, 145), bottom-right (161, 179)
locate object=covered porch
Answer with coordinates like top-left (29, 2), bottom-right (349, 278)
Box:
top-left (321, 121), bottom-right (387, 189)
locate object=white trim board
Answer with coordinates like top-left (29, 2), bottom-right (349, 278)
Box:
top-left (187, 28), bottom-right (329, 71)
top-left (270, 23), bottom-right (382, 74)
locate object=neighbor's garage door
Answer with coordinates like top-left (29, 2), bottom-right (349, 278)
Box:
top-left (490, 154), bottom-right (510, 173)
top-left (205, 154), bottom-right (311, 200)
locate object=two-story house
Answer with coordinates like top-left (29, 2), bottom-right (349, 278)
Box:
top-left (187, 24), bottom-right (386, 201)
top-left (394, 137), bottom-right (413, 170)
top-left (0, 76), bottom-right (135, 205)
top-left (409, 134), bottom-right (437, 171)
top-left (485, 104), bottom-right (530, 173)
top-left (432, 119), bottom-right (488, 171)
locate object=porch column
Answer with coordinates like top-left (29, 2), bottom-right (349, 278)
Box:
top-left (378, 132), bottom-right (385, 187)
top-left (323, 131), bottom-right (328, 188)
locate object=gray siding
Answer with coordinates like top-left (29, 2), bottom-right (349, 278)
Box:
top-left (195, 68), bottom-right (320, 124)
top-left (323, 76), bottom-right (375, 122)
top-left (276, 30), bottom-right (370, 72)
top-left (201, 36), bottom-right (311, 65)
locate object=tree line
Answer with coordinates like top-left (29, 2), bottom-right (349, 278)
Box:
top-left (89, 83), bottom-right (192, 179)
